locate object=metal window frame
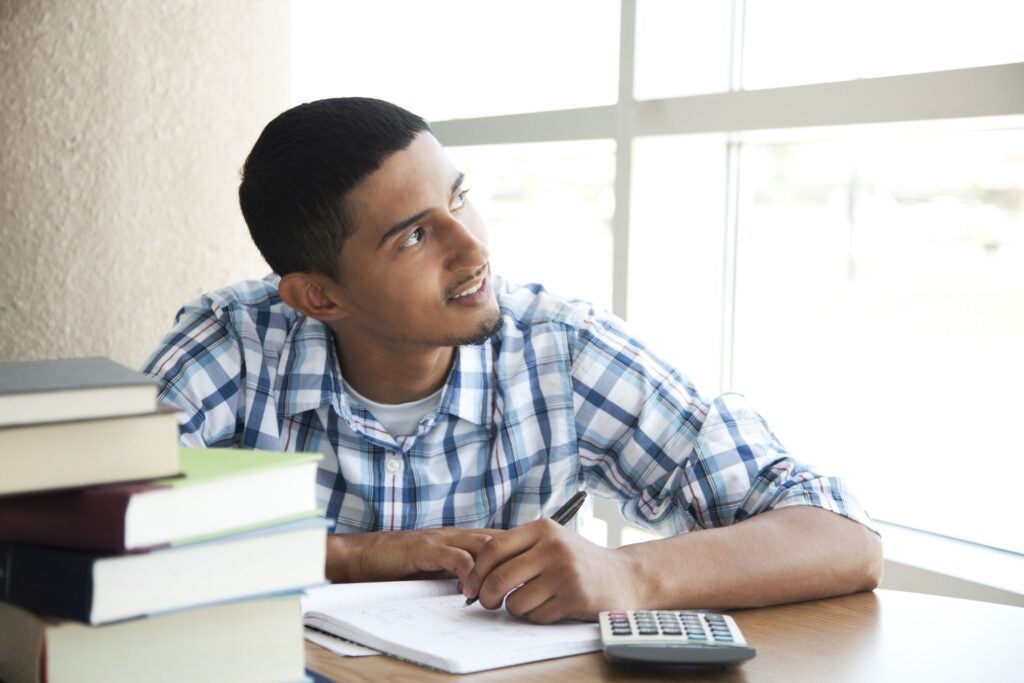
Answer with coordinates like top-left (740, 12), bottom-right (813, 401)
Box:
top-left (427, 0), bottom-right (1024, 547)
top-left (430, 0), bottom-right (1024, 326)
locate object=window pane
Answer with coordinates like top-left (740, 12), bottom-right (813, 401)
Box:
top-left (634, 0), bottom-right (733, 100)
top-left (291, 0), bottom-right (620, 120)
top-left (744, 0), bottom-right (1024, 90)
top-left (447, 141), bottom-right (616, 311)
top-left (732, 119), bottom-right (1024, 553)
top-left (628, 135), bottom-right (728, 395)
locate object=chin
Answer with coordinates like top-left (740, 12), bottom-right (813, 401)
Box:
top-left (455, 309), bottom-right (502, 346)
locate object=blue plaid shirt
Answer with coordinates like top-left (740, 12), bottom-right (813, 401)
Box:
top-left (143, 275), bottom-right (872, 535)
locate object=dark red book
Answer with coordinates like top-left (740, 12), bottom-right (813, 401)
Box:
top-left (0, 448), bottom-right (319, 553)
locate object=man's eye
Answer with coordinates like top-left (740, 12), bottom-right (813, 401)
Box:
top-left (452, 188), bottom-right (470, 210)
top-left (400, 227), bottom-right (424, 249)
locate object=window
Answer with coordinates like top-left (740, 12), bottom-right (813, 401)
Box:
top-left (743, 0), bottom-right (1024, 89)
top-left (291, 0), bottom-right (620, 120)
top-left (293, 1), bottom-right (1024, 555)
top-left (447, 141), bottom-right (616, 310)
top-left (733, 119), bottom-right (1024, 553)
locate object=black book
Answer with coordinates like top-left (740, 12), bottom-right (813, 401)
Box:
top-left (0, 519), bottom-right (327, 624)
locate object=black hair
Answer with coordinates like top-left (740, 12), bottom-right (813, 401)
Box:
top-left (238, 97), bottom-right (431, 277)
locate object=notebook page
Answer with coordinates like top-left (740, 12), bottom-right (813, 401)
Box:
top-left (303, 627), bottom-right (380, 656)
top-left (301, 579), bottom-right (458, 615)
top-left (305, 593), bottom-right (601, 674)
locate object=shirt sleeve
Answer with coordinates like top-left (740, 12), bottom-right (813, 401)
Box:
top-left (140, 298), bottom-right (245, 448)
top-left (570, 310), bottom-right (875, 535)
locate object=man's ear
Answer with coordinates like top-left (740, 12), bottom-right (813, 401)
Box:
top-left (278, 272), bottom-right (349, 322)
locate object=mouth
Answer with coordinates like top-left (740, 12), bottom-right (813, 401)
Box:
top-left (446, 273), bottom-right (491, 307)
top-left (449, 278), bottom-right (485, 300)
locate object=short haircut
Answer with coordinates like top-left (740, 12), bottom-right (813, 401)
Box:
top-left (239, 97), bottom-right (431, 278)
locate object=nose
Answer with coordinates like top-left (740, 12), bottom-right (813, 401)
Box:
top-left (442, 215), bottom-right (489, 273)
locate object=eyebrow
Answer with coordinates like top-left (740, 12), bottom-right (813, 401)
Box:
top-left (377, 172), bottom-right (466, 249)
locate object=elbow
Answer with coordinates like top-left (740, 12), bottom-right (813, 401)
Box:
top-left (856, 525), bottom-right (884, 592)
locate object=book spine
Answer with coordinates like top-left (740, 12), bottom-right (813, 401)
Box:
top-left (0, 543), bottom-right (96, 622)
top-left (0, 487), bottom-right (138, 553)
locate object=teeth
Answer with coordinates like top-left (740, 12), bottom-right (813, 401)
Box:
top-left (452, 281), bottom-right (483, 299)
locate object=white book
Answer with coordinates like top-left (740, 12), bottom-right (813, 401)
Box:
top-left (0, 595), bottom-right (307, 683)
top-left (302, 579), bottom-right (601, 674)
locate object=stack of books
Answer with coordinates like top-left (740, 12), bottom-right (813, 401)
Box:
top-left (0, 357), bottom-right (326, 683)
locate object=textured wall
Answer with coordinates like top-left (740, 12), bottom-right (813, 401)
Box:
top-left (0, 0), bottom-right (290, 368)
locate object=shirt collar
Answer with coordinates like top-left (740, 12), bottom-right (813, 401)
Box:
top-left (277, 313), bottom-right (494, 429)
top-left (276, 315), bottom-right (346, 418)
top-left (437, 341), bottom-right (494, 427)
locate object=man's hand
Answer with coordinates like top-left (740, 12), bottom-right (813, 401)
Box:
top-left (463, 507), bottom-right (882, 625)
top-left (462, 518), bottom-right (641, 624)
top-left (326, 527), bottom-right (503, 585)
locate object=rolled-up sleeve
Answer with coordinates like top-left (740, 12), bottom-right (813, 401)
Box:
top-left (571, 311), bottom-right (875, 536)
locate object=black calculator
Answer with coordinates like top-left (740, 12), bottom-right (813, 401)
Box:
top-left (599, 610), bottom-right (757, 666)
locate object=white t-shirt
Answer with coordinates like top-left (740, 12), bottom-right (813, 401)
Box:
top-left (344, 382), bottom-right (444, 438)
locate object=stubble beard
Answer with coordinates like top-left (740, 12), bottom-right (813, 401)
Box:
top-left (454, 309), bottom-right (503, 346)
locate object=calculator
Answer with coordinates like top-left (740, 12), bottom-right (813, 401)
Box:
top-left (598, 610), bottom-right (756, 666)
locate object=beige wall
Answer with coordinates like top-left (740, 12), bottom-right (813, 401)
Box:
top-left (0, 0), bottom-right (290, 369)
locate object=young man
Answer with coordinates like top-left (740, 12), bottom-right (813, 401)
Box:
top-left (144, 98), bottom-right (881, 624)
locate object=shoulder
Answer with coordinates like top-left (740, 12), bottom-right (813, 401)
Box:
top-left (494, 276), bottom-right (642, 354)
top-left (180, 275), bottom-right (297, 333)
top-left (493, 276), bottom-right (597, 333)
top-left (145, 274), bottom-right (303, 380)
top-left (165, 275), bottom-right (309, 357)
top-left (492, 276), bottom-right (655, 383)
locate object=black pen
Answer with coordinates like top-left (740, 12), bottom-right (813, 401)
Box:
top-left (464, 490), bottom-right (588, 606)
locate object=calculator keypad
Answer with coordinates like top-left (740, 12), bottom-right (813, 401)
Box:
top-left (602, 610), bottom-right (747, 645)
top-left (599, 610), bottom-right (756, 666)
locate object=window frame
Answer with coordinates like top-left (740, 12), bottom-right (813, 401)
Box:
top-left (311, 0), bottom-right (1024, 588)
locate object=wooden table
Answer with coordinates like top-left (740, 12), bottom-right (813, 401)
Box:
top-left (305, 589), bottom-right (1024, 682)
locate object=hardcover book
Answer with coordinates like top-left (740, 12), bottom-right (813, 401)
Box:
top-left (0, 518), bottom-right (327, 624)
top-left (0, 447), bottom-right (322, 552)
top-left (0, 357), bottom-right (158, 427)
top-left (0, 408), bottom-right (181, 496)
top-left (0, 595), bottom-right (306, 683)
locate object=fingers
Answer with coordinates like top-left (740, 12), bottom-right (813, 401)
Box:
top-left (443, 528), bottom-right (499, 557)
top-left (408, 528), bottom-right (504, 583)
top-left (411, 543), bottom-right (476, 584)
top-left (327, 527), bottom-right (505, 583)
top-left (464, 519), bottom-right (560, 605)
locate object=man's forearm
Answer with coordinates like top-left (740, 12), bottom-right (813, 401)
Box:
top-left (619, 506), bottom-right (882, 609)
top-left (325, 527), bottom-right (503, 583)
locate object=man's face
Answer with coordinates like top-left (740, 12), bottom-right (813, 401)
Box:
top-left (332, 131), bottom-right (501, 348)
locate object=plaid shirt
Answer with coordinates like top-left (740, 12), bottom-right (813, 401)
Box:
top-left (143, 275), bottom-right (872, 535)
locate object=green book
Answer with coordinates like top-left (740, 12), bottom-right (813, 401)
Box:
top-left (0, 447), bottom-right (323, 553)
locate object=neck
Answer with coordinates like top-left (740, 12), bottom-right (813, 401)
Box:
top-left (330, 325), bottom-right (456, 405)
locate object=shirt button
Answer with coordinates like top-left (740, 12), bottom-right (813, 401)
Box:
top-left (385, 458), bottom-right (402, 474)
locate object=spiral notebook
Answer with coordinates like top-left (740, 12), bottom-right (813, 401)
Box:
top-left (301, 579), bottom-right (601, 674)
